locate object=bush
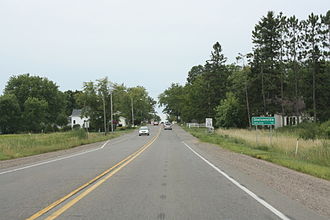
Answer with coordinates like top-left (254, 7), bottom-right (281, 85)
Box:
top-left (44, 124), bottom-right (54, 133)
top-left (298, 122), bottom-right (320, 140)
top-left (320, 120), bottom-right (330, 139)
top-left (72, 124), bottom-right (81, 130)
top-left (116, 126), bottom-right (127, 131)
top-left (215, 92), bottom-right (245, 128)
top-left (71, 128), bottom-right (87, 139)
top-left (60, 125), bottom-right (72, 132)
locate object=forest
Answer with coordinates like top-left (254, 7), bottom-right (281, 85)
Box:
top-left (159, 11), bottom-right (330, 128)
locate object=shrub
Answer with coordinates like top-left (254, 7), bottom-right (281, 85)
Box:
top-left (44, 124), bottom-right (54, 133)
top-left (215, 92), bottom-right (245, 128)
top-left (71, 128), bottom-right (87, 139)
top-left (72, 124), bottom-right (81, 130)
top-left (297, 122), bottom-right (320, 140)
top-left (60, 125), bottom-right (72, 132)
top-left (320, 120), bottom-right (330, 139)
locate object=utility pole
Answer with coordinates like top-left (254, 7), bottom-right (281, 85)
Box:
top-left (110, 92), bottom-right (114, 132)
top-left (131, 97), bottom-right (134, 127)
top-left (102, 94), bottom-right (107, 135)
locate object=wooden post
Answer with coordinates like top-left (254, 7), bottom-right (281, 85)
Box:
top-left (269, 125), bottom-right (273, 146)
top-left (295, 139), bottom-right (299, 156)
top-left (256, 125), bottom-right (258, 145)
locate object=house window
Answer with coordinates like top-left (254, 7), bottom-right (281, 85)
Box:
top-left (73, 120), bottom-right (76, 124)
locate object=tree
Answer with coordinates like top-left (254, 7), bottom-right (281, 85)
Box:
top-left (158, 83), bottom-right (186, 122)
top-left (301, 14), bottom-right (323, 121)
top-left (22, 97), bottom-right (48, 132)
top-left (251, 11), bottom-right (282, 114)
top-left (187, 65), bottom-right (204, 84)
top-left (285, 15), bottom-right (303, 116)
top-left (77, 81), bottom-right (105, 131)
top-left (4, 74), bottom-right (66, 128)
top-left (160, 11), bottom-right (330, 127)
top-left (127, 86), bottom-right (156, 125)
top-left (229, 63), bottom-right (250, 128)
top-left (0, 94), bottom-right (21, 133)
top-left (77, 78), bottom-right (157, 130)
top-left (64, 90), bottom-right (83, 116)
top-left (204, 42), bottom-right (228, 117)
top-left (111, 84), bottom-right (131, 124)
top-left (184, 75), bottom-right (210, 122)
top-left (215, 92), bottom-right (244, 128)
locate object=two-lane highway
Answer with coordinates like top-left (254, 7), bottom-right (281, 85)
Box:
top-left (0, 129), bottom-right (156, 219)
top-left (0, 125), bottom-right (327, 219)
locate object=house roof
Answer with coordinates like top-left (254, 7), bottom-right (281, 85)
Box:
top-left (71, 109), bottom-right (82, 117)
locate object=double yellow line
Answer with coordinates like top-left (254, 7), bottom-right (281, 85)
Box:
top-left (27, 129), bottom-right (161, 220)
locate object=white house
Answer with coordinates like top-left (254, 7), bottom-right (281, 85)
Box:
top-left (118, 116), bottom-right (127, 127)
top-left (70, 109), bottom-right (89, 128)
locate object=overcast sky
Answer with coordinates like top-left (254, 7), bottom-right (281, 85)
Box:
top-left (0, 0), bottom-right (328, 118)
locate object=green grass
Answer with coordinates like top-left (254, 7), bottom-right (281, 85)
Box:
top-left (184, 127), bottom-right (330, 180)
top-left (0, 129), bottom-right (132, 160)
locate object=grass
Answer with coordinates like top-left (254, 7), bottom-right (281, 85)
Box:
top-left (0, 129), bottom-right (132, 161)
top-left (184, 127), bottom-right (330, 180)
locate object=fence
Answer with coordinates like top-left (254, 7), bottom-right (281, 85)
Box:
top-left (186, 123), bottom-right (206, 128)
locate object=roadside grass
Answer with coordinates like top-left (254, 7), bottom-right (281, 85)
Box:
top-left (0, 129), bottom-right (132, 161)
top-left (184, 127), bottom-right (330, 180)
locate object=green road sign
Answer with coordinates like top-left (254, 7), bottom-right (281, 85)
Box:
top-left (252, 117), bottom-right (275, 125)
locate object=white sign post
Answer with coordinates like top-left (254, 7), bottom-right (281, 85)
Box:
top-left (205, 118), bottom-right (214, 133)
top-left (205, 118), bottom-right (213, 128)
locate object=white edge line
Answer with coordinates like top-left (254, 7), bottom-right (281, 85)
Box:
top-left (182, 141), bottom-right (290, 220)
top-left (0, 140), bottom-right (111, 175)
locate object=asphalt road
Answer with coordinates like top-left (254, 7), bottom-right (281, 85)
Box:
top-left (0, 125), bottom-right (327, 220)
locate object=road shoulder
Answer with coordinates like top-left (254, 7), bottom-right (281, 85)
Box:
top-left (175, 125), bottom-right (330, 219)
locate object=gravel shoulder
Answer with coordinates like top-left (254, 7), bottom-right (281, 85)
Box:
top-left (176, 125), bottom-right (330, 218)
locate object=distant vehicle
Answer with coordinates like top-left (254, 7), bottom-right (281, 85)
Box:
top-left (153, 121), bottom-right (159, 126)
top-left (138, 126), bottom-right (150, 136)
top-left (164, 122), bottom-right (172, 130)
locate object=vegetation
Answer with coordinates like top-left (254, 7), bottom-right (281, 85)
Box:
top-left (0, 74), bottom-right (67, 133)
top-left (160, 10), bottom-right (330, 179)
top-left (76, 77), bottom-right (158, 132)
top-left (0, 75), bottom-right (159, 134)
top-left (0, 129), bottom-right (131, 160)
top-left (184, 127), bottom-right (330, 180)
top-left (159, 10), bottom-right (330, 126)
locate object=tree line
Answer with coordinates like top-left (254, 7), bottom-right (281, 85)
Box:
top-left (159, 11), bottom-right (330, 128)
top-left (0, 74), bottom-right (158, 134)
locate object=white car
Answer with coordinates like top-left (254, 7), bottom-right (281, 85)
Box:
top-left (139, 126), bottom-right (150, 136)
top-left (164, 122), bottom-right (172, 130)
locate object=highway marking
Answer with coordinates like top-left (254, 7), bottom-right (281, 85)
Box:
top-left (0, 140), bottom-right (111, 176)
top-left (182, 141), bottom-right (290, 220)
top-left (27, 129), bottom-right (161, 220)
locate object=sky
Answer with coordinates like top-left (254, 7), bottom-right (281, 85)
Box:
top-left (0, 0), bottom-right (329, 119)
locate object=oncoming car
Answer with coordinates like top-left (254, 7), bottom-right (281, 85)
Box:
top-left (164, 122), bottom-right (172, 130)
top-left (138, 126), bottom-right (150, 136)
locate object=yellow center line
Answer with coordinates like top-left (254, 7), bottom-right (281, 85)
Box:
top-left (26, 129), bottom-right (161, 220)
